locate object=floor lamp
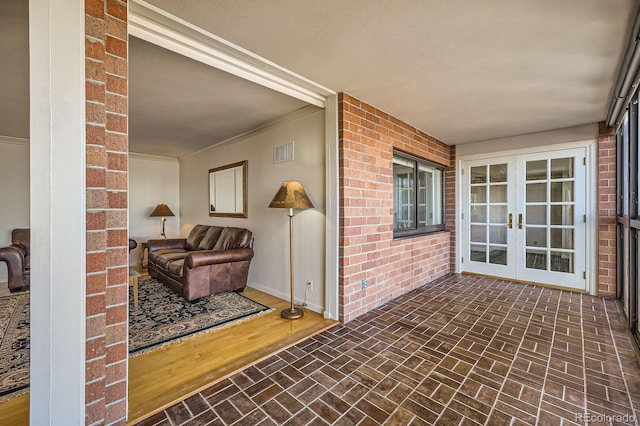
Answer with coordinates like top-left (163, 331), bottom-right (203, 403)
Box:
top-left (268, 180), bottom-right (314, 319)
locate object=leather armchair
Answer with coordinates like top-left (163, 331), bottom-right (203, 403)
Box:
top-left (0, 229), bottom-right (30, 292)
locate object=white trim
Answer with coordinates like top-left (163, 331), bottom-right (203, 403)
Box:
top-left (30, 0), bottom-right (86, 423)
top-left (128, 0), bottom-right (335, 108)
top-left (0, 135), bottom-right (29, 145)
top-left (128, 151), bottom-right (180, 164)
top-left (457, 139), bottom-right (598, 295)
top-left (324, 95), bottom-right (339, 321)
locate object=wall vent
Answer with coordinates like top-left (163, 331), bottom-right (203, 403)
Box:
top-left (274, 141), bottom-right (294, 163)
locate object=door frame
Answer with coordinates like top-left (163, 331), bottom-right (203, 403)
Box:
top-left (456, 139), bottom-right (598, 295)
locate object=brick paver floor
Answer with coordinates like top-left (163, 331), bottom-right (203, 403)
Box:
top-left (136, 274), bottom-right (640, 425)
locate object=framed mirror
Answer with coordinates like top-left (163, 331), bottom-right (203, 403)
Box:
top-left (208, 160), bottom-right (248, 218)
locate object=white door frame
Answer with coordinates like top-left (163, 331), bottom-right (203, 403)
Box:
top-left (456, 140), bottom-right (598, 295)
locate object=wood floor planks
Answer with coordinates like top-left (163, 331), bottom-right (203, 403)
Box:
top-left (0, 286), bottom-right (338, 426)
top-left (127, 287), bottom-right (338, 424)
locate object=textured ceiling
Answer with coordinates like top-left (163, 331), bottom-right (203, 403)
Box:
top-left (145, 0), bottom-right (637, 145)
top-left (1, 0), bottom-right (637, 157)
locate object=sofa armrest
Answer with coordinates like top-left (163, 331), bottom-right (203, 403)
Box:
top-left (186, 248), bottom-right (254, 268)
top-left (0, 245), bottom-right (26, 269)
top-left (148, 238), bottom-right (187, 252)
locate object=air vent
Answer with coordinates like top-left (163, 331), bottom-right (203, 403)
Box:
top-left (274, 141), bottom-right (294, 163)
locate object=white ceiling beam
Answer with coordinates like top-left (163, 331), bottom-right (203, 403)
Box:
top-left (129, 0), bottom-right (335, 108)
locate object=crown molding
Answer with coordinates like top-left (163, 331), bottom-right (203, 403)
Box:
top-left (179, 105), bottom-right (321, 161)
top-left (0, 135), bottom-right (29, 146)
top-left (128, 151), bottom-right (180, 164)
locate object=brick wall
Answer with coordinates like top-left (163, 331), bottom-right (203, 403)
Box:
top-left (85, 0), bottom-right (129, 424)
top-left (339, 93), bottom-right (452, 323)
top-left (598, 122), bottom-right (616, 297)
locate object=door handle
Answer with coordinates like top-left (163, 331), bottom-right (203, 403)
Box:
top-left (518, 213), bottom-right (523, 229)
top-left (508, 213), bottom-right (513, 229)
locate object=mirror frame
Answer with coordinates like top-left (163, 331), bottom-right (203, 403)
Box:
top-left (208, 160), bottom-right (248, 218)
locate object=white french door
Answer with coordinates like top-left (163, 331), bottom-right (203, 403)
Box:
top-left (461, 147), bottom-right (587, 290)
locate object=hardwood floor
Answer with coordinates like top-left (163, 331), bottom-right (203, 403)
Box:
top-left (0, 286), bottom-right (338, 426)
top-left (0, 394), bottom-right (28, 426)
top-left (128, 287), bottom-right (338, 424)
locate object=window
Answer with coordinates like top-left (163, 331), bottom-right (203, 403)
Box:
top-left (393, 151), bottom-right (445, 237)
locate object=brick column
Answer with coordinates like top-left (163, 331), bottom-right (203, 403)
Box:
top-left (85, 0), bottom-right (129, 424)
top-left (597, 122), bottom-right (616, 297)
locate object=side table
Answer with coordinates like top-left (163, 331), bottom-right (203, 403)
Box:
top-left (137, 241), bottom-right (149, 272)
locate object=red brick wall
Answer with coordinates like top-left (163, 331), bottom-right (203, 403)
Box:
top-left (85, 0), bottom-right (129, 424)
top-left (339, 93), bottom-right (452, 323)
top-left (446, 145), bottom-right (457, 272)
top-left (598, 122), bottom-right (616, 297)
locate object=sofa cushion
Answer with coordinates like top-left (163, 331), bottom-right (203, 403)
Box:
top-left (185, 225), bottom-right (209, 250)
top-left (197, 226), bottom-right (224, 250)
top-left (167, 259), bottom-right (184, 277)
top-left (213, 227), bottom-right (253, 251)
top-left (148, 248), bottom-right (187, 265)
top-left (155, 252), bottom-right (188, 269)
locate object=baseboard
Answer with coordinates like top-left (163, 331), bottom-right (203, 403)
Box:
top-left (247, 282), bottom-right (324, 314)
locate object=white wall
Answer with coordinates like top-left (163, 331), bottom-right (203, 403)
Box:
top-left (128, 153), bottom-right (180, 266)
top-left (456, 123), bottom-right (599, 157)
top-left (0, 136), bottom-right (30, 282)
top-left (179, 107), bottom-right (326, 313)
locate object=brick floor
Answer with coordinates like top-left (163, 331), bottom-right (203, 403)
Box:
top-left (134, 274), bottom-right (640, 425)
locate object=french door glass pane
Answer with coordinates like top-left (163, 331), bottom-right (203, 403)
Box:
top-left (490, 185), bottom-right (507, 202)
top-left (551, 252), bottom-right (573, 273)
top-left (526, 227), bottom-right (547, 247)
top-left (551, 205), bottom-right (573, 225)
top-left (490, 164), bottom-right (507, 182)
top-left (489, 225), bottom-right (507, 244)
top-left (526, 249), bottom-right (547, 270)
top-left (490, 205), bottom-right (507, 223)
top-left (550, 228), bottom-right (574, 249)
top-left (489, 246), bottom-right (507, 265)
top-left (471, 166), bottom-right (487, 184)
top-left (471, 206), bottom-right (487, 223)
top-left (551, 158), bottom-right (573, 179)
top-left (471, 186), bottom-right (486, 203)
top-left (471, 225), bottom-right (487, 243)
top-left (526, 205), bottom-right (546, 225)
top-left (526, 183), bottom-right (547, 202)
top-left (470, 245), bottom-right (486, 262)
top-left (551, 182), bottom-right (573, 202)
top-left (526, 160), bottom-right (547, 180)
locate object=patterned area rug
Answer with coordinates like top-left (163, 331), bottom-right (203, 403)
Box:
top-left (0, 279), bottom-right (271, 399)
top-left (129, 278), bottom-right (272, 355)
top-left (0, 292), bottom-right (30, 399)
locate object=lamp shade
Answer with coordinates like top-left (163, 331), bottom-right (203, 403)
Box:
top-left (268, 181), bottom-right (314, 209)
top-left (149, 204), bottom-right (175, 217)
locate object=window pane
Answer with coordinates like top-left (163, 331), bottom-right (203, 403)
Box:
top-left (393, 157), bottom-right (415, 229)
top-left (393, 154), bottom-right (444, 234)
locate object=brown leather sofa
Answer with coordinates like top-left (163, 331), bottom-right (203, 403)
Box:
top-left (0, 229), bottom-right (30, 292)
top-left (147, 224), bottom-right (254, 301)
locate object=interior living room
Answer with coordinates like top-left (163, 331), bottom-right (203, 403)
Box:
top-left (1, 0), bottom-right (640, 424)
